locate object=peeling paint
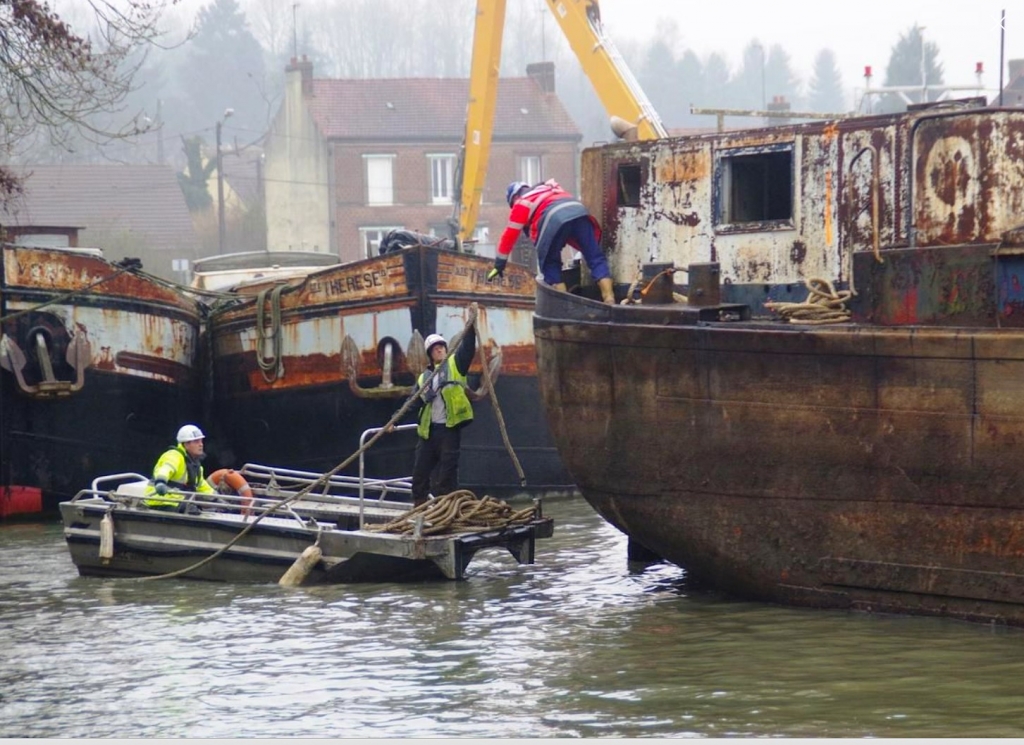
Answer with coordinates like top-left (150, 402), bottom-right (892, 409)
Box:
top-left (581, 108), bottom-right (1024, 289)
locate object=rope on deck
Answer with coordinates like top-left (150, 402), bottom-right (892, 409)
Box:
top-left (764, 277), bottom-right (853, 324)
top-left (365, 490), bottom-right (537, 536)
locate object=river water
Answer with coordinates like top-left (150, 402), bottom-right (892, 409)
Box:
top-left (3, 495), bottom-right (1024, 738)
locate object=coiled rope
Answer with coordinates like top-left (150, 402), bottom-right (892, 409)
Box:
top-left (366, 489), bottom-right (537, 536)
top-left (764, 277), bottom-right (853, 324)
top-left (255, 284), bottom-right (286, 382)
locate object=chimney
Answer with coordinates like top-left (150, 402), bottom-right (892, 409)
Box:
top-left (767, 95), bottom-right (791, 112)
top-left (286, 54), bottom-right (314, 97)
top-left (1009, 59), bottom-right (1024, 84)
top-left (527, 62), bottom-right (556, 93)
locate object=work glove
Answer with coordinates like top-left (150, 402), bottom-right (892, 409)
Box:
top-left (154, 480), bottom-right (168, 496)
top-left (467, 302), bottom-right (479, 326)
top-left (486, 258), bottom-right (507, 282)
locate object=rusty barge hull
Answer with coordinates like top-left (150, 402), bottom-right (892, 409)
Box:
top-left (532, 103), bottom-right (1024, 625)
top-left (535, 285), bottom-right (1024, 625)
top-left (208, 245), bottom-right (574, 498)
top-left (0, 246), bottom-right (204, 518)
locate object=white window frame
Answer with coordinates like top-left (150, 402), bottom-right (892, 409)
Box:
top-left (360, 226), bottom-right (403, 259)
top-left (518, 155), bottom-right (541, 185)
top-left (428, 154), bottom-right (455, 205)
top-left (364, 154), bottom-right (395, 206)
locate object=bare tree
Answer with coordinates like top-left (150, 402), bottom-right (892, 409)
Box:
top-left (0, 0), bottom-right (177, 199)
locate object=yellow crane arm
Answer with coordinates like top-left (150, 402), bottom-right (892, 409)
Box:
top-left (453, 0), bottom-right (665, 245)
top-left (543, 0), bottom-right (667, 141)
top-left (453, 0), bottom-right (507, 247)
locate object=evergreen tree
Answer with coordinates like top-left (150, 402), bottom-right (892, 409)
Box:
top-left (638, 29), bottom-right (684, 128)
top-left (764, 44), bottom-right (802, 111)
top-left (703, 53), bottom-right (732, 111)
top-left (807, 49), bottom-right (847, 113)
top-left (877, 24), bottom-right (944, 112)
top-left (675, 50), bottom-right (705, 128)
top-left (734, 41), bottom-right (768, 110)
top-left (176, 0), bottom-right (269, 144)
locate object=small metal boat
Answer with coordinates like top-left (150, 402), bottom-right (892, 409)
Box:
top-left (60, 436), bottom-right (553, 585)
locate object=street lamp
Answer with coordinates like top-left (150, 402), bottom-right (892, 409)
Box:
top-left (216, 107), bottom-right (234, 254)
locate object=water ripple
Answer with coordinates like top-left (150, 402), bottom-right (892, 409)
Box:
top-left (3, 499), bottom-right (1024, 737)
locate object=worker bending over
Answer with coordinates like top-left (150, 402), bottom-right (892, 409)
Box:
top-left (487, 179), bottom-right (615, 304)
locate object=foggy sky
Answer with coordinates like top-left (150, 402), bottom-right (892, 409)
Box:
top-left (598, 0), bottom-right (1019, 101)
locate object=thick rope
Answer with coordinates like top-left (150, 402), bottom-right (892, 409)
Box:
top-left (475, 317), bottom-right (526, 486)
top-left (764, 277), bottom-right (853, 324)
top-left (255, 284), bottom-right (285, 382)
top-left (365, 489), bottom-right (537, 536)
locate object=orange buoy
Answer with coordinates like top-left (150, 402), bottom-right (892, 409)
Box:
top-left (208, 468), bottom-right (254, 515)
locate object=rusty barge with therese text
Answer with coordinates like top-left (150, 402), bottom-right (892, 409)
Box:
top-left (203, 243), bottom-right (574, 500)
top-left (534, 101), bottom-right (1024, 626)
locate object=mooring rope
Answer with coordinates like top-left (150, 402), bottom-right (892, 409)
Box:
top-left (764, 277), bottom-right (853, 324)
top-left (365, 490), bottom-right (537, 537)
top-left (474, 317), bottom-right (526, 487)
top-left (255, 283), bottom-right (286, 382)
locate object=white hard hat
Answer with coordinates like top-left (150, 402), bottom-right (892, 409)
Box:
top-left (424, 333), bottom-right (446, 353)
top-left (176, 424), bottom-right (205, 443)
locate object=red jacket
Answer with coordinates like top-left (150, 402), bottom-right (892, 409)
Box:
top-left (496, 180), bottom-right (601, 260)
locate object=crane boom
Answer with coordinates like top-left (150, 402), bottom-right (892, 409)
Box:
top-left (452, 0), bottom-right (665, 246)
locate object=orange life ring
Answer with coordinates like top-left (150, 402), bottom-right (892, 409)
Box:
top-left (208, 468), bottom-right (254, 514)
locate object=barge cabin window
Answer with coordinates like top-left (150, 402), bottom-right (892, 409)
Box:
top-left (716, 146), bottom-right (793, 229)
top-left (616, 163), bottom-right (642, 207)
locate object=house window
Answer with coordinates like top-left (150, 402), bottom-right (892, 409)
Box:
top-left (429, 154), bottom-right (455, 205)
top-left (360, 226), bottom-right (403, 258)
top-left (364, 154), bottom-right (395, 206)
top-left (715, 145), bottom-right (794, 228)
top-left (519, 155), bottom-right (541, 185)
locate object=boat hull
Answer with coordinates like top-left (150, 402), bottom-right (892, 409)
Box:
top-left (1, 246), bottom-right (203, 519)
top-left (534, 284), bottom-right (1024, 626)
top-left (60, 487), bottom-right (554, 584)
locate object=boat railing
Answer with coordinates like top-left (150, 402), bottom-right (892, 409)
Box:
top-left (89, 472), bottom-right (151, 494)
top-left (72, 477), bottom-right (319, 530)
top-left (237, 433), bottom-right (416, 505)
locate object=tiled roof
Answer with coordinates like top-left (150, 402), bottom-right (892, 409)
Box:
top-left (306, 77), bottom-right (580, 141)
top-left (0, 164), bottom-right (198, 253)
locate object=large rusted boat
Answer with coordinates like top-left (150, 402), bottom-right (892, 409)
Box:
top-left (534, 100), bottom-right (1024, 626)
top-left (203, 241), bottom-right (574, 500)
top-left (0, 245), bottom-right (204, 518)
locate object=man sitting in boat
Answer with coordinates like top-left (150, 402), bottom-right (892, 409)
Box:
top-left (487, 179), bottom-right (615, 305)
top-left (144, 424), bottom-right (216, 511)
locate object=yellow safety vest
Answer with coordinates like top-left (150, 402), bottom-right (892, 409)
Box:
top-left (417, 356), bottom-right (473, 439)
top-left (144, 444), bottom-right (215, 508)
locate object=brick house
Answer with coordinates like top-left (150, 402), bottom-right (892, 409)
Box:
top-left (263, 57), bottom-right (582, 265)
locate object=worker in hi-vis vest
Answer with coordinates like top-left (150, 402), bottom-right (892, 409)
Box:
top-left (145, 424), bottom-right (216, 511)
